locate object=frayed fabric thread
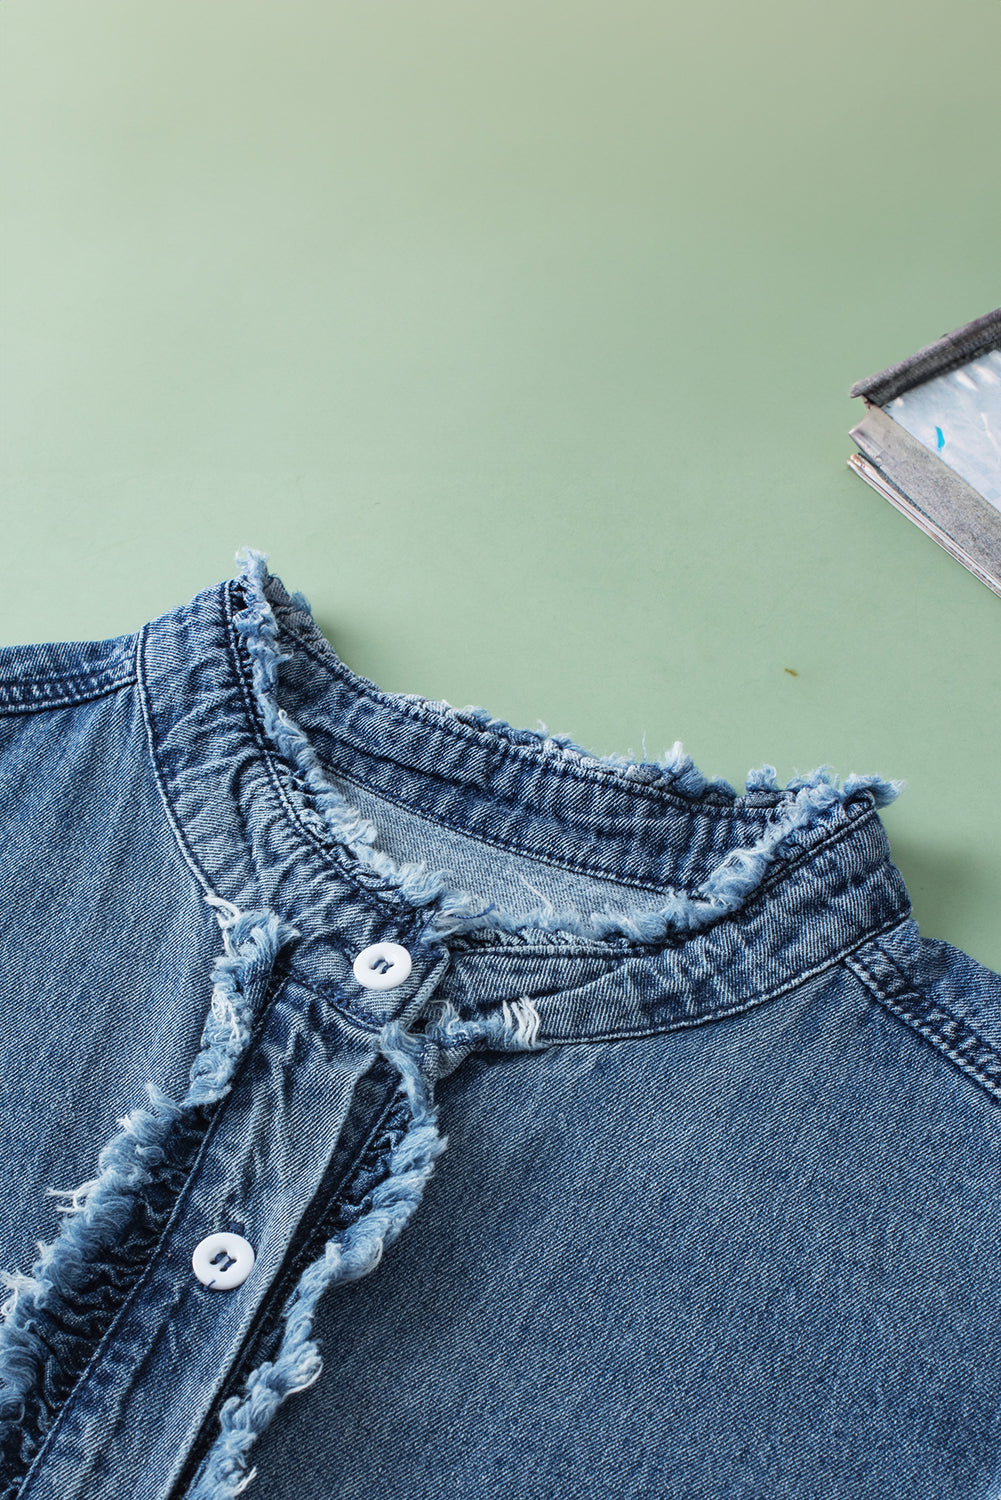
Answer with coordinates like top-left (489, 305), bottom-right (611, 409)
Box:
top-left (0, 898), bottom-right (296, 1427)
top-left (422, 995), bottom-right (545, 1052)
top-left (234, 546), bottom-right (902, 946)
top-left (188, 995), bottom-right (546, 1500)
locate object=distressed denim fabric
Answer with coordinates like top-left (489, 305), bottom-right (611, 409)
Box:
top-left (0, 551), bottom-right (1000, 1500)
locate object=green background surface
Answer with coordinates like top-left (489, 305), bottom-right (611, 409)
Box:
top-left (2, 3), bottom-right (999, 964)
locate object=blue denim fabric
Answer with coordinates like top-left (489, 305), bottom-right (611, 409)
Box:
top-left (1, 551), bottom-right (1000, 1500)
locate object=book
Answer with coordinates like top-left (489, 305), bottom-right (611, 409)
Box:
top-left (848, 308), bottom-right (1001, 595)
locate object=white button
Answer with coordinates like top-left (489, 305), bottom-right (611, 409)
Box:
top-left (352, 941), bottom-right (413, 991)
top-left (192, 1232), bottom-right (256, 1290)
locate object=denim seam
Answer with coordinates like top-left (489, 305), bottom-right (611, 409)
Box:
top-left (0, 670), bottom-right (136, 716)
top-left (137, 623), bottom-right (218, 900)
top-left (846, 946), bottom-right (1001, 1104)
top-left (448, 939), bottom-right (677, 957)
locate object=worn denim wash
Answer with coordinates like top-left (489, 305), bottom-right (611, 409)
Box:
top-left (0, 551), bottom-right (1000, 1500)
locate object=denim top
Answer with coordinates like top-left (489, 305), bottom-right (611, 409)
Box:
top-left (0, 552), bottom-right (999, 1500)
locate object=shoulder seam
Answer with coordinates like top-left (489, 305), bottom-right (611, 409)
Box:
top-left (846, 944), bottom-right (1001, 1104)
